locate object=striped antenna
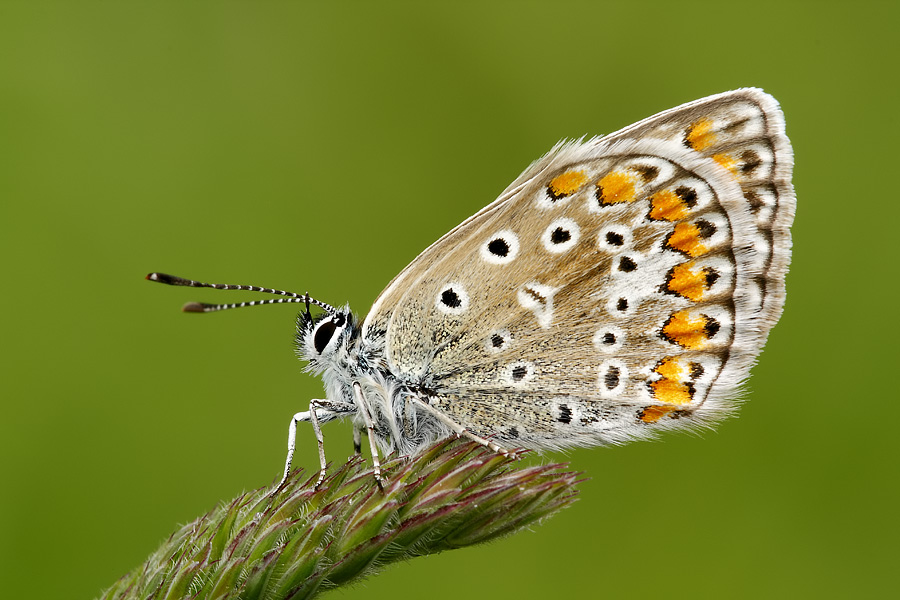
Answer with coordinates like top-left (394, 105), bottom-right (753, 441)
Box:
top-left (145, 272), bottom-right (337, 314)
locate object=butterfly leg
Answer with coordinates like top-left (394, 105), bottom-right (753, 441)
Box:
top-left (307, 402), bottom-right (329, 489)
top-left (403, 395), bottom-right (415, 439)
top-left (352, 381), bottom-right (384, 489)
top-left (274, 399), bottom-right (349, 494)
top-left (409, 396), bottom-right (513, 456)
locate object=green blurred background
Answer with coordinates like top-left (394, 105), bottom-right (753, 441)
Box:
top-left (1, 2), bottom-right (896, 598)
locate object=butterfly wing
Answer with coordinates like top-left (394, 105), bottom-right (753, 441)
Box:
top-left (362, 88), bottom-right (794, 450)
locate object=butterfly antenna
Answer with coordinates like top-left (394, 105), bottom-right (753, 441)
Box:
top-left (145, 272), bottom-right (337, 314)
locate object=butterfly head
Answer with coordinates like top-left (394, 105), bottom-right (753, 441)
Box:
top-left (296, 306), bottom-right (358, 370)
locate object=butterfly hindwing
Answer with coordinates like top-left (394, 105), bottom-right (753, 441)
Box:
top-left (361, 88), bottom-right (794, 450)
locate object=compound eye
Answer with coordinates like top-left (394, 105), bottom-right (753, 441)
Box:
top-left (313, 317), bottom-right (338, 354)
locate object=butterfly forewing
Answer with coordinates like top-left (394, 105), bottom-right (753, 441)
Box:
top-left (361, 88), bottom-right (794, 451)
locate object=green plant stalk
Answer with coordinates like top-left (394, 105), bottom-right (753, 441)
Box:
top-left (98, 438), bottom-right (581, 600)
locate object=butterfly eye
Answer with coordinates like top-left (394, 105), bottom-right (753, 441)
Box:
top-left (313, 313), bottom-right (346, 354)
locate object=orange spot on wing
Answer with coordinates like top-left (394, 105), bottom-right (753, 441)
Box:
top-left (665, 262), bottom-right (707, 301)
top-left (649, 356), bottom-right (708, 410)
top-left (665, 222), bottom-right (708, 257)
top-left (650, 379), bottom-right (694, 406)
top-left (649, 357), bottom-right (694, 406)
top-left (661, 310), bottom-right (713, 349)
top-left (648, 189), bottom-right (688, 221)
top-left (712, 152), bottom-right (739, 176)
top-left (596, 171), bottom-right (637, 204)
top-left (685, 118), bottom-right (716, 151)
top-left (639, 405), bottom-right (677, 423)
top-left (548, 170), bottom-right (587, 198)
top-left (654, 357), bottom-right (685, 380)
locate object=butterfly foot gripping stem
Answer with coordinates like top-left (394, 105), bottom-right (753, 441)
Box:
top-left (352, 382), bottom-right (385, 491)
top-left (272, 400), bottom-right (334, 496)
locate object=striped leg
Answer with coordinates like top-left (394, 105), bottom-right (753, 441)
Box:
top-left (273, 399), bottom-right (349, 494)
top-left (409, 396), bottom-right (514, 456)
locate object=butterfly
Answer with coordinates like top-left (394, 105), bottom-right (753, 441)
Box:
top-left (148, 88), bottom-right (795, 489)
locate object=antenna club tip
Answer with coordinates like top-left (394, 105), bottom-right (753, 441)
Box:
top-left (182, 302), bottom-right (206, 313)
top-left (147, 272), bottom-right (180, 285)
